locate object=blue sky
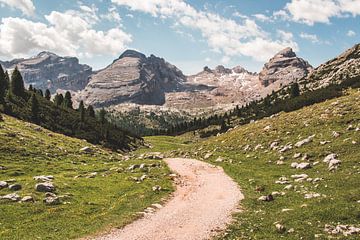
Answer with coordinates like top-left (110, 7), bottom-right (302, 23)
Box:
top-left (0, 0), bottom-right (359, 74)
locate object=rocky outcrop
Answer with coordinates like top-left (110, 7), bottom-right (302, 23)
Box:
top-left (259, 47), bottom-right (313, 88)
top-left (0, 52), bottom-right (92, 93)
top-left (303, 43), bottom-right (360, 89)
top-left (80, 50), bottom-right (186, 107)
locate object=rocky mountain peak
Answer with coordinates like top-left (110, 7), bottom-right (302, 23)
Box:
top-left (259, 47), bottom-right (313, 87)
top-left (214, 65), bottom-right (232, 74)
top-left (274, 47), bottom-right (296, 58)
top-left (118, 50), bottom-right (146, 60)
top-left (36, 51), bottom-right (59, 58)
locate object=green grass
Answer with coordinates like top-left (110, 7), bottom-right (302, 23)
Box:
top-left (0, 115), bottom-right (173, 240)
top-left (150, 89), bottom-right (360, 239)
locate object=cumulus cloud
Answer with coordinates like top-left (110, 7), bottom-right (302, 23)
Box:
top-left (0, 7), bottom-right (132, 59)
top-left (285, 0), bottom-right (360, 25)
top-left (111, 0), bottom-right (298, 62)
top-left (101, 6), bottom-right (122, 23)
top-left (0, 0), bottom-right (35, 16)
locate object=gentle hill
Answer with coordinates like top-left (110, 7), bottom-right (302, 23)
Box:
top-left (169, 89), bottom-right (360, 239)
top-left (0, 115), bottom-right (172, 239)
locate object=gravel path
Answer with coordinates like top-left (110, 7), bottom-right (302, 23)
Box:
top-left (93, 158), bottom-right (243, 240)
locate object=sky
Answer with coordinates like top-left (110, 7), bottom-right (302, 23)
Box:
top-left (0, 0), bottom-right (359, 74)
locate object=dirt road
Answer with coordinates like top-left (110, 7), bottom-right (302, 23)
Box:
top-left (94, 158), bottom-right (243, 240)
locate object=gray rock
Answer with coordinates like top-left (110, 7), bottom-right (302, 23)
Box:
top-left (0, 181), bottom-right (8, 189)
top-left (0, 193), bottom-right (21, 202)
top-left (21, 196), bottom-right (34, 202)
top-left (34, 175), bottom-right (54, 182)
top-left (296, 162), bottom-right (312, 169)
top-left (43, 196), bottom-right (61, 205)
top-left (8, 184), bottom-right (22, 191)
top-left (295, 135), bottom-right (315, 147)
top-left (258, 194), bottom-right (274, 202)
top-left (80, 146), bottom-right (93, 153)
top-left (152, 185), bottom-right (162, 192)
top-left (35, 182), bottom-right (55, 192)
top-left (128, 164), bottom-right (140, 171)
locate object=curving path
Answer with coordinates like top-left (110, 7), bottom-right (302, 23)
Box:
top-left (94, 158), bottom-right (243, 240)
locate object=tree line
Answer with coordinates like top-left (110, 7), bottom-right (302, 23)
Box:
top-left (0, 65), bottom-right (140, 150)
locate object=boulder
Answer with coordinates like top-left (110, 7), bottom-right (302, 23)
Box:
top-left (21, 196), bottom-right (34, 202)
top-left (43, 196), bottom-right (61, 205)
top-left (295, 135), bottom-right (315, 147)
top-left (34, 175), bottom-right (54, 182)
top-left (296, 162), bottom-right (312, 169)
top-left (0, 193), bottom-right (21, 202)
top-left (8, 184), bottom-right (22, 191)
top-left (35, 182), bottom-right (55, 192)
top-left (80, 146), bottom-right (93, 153)
top-left (0, 181), bottom-right (8, 189)
top-left (258, 194), bottom-right (274, 202)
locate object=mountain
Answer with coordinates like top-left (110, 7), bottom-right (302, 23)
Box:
top-left (301, 43), bottom-right (360, 89)
top-left (80, 50), bottom-right (186, 107)
top-left (0, 52), bottom-right (92, 93)
top-left (259, 47), bottom-right (313, 89)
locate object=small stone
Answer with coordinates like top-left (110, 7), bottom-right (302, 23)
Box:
top-left (0, 193), bottom-right (21, 202)
top-left (43, 196), bottom-right (61, 205)
top-left (128, 164), bottom-right (140, 171)
top-left (258, 194), bottom-right (274, 202)
top-left (295, 135), bottom-right (315, 147)
top-left (296, 162), bottom-right (311, 169)
top-left (332, 131), bottom-right (340, 138)
top-left (80, 146), bottom-right (93, 153)
top-left (8, 184), bottom-right (22, 191)
top-left (215, 157), bottom-right (224, 162)
top-left (152, 185), bottom-right (162, 192)
top-left (291, 162), bottom-right (299, 168)
top-left (284, 184), bottom-right (293, 190)
top-left (0, 181), bottom-right (8, 189)
top-left (34, 175), bottom-right (54, 182)
top-left (275, 223), bottom-right (286, 233)
top-left (35, 182), bottom-right (55, 192)
top-left (21, 196), bottom-right (34, 202)
top-left (204, 152), bottom-right (213, 159)
top-left (293, 153), bottom-right (301, 159)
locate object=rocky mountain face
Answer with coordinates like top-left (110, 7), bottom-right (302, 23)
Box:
top-left (78, 48), bottom-right (313, 114)
top-left (80, 50), bottom-right (186, 107)
top-left (0, 52), bottom-right (92, 93)
top-left (259, 47), bottom-right (313, 90)
top-left (302, 43), bottom-right (360, 89)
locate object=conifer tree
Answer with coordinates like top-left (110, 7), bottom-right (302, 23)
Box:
top-left (29, 93), bottom-right (39, 121)
top-left (0, 65), bottom-right (6, 103)
top-left (290, 82), bottom-right (300, 98)
top-left (99, 108), bottom-right (106, 124)
top-left (28, 85), bottom-right (33, 91)
top-left (45, 89), bottom-right (51, 101)
top-left (78, 100), bottom-right (85, 122)
top-left (37, 89), bottom-right (43, 97)
top-left (10, 67), bottom-right (25, 98)
top-left (87, 105), bottom-right (95, 118)
top-left (63, 91), bottom-right (73, 109)
top-left (54, 93), bottom-right (64, 106)
top-left (4, 71), bottom-right (10, 90)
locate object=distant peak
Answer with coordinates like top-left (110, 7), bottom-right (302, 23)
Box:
top-left (119, 49), bottom-right (146, 59)
top-left (37, 51), bottom-right (59, 58)
top-left (275, 47), bottom-right (296, 58)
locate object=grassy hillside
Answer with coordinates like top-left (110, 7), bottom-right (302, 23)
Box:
top-left (0, 115), bottom-right (172, 239)
top-left (159, 89), bottom-right (360, 239)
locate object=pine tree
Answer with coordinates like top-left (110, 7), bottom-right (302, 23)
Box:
top-left (28, 84), bottom-right (33, 91)
top-left (45, 89), bottom-right (51, 101)
top-left (290, 82), bottom-right (300, 98)
top-left (87, 105), bottom-right (95, 118)
top-left (78, 100), bottom-right (85, 122)
top-left (10, 67), bottom-right (25, 98)
top-left (37, 89), bottom-right (43, 97)
top-left (4, 71), bottom-right (10, 90)
top-left (99, 108), bottom-right (106, 124)
top-left (63, 91), bottom-right (73, 109)
top-left (29, 93), bottom-right (39, 121)
top-left (0, 65), bottom-right (6, 103)
top-left (54, 93), bottom-right (64, 106)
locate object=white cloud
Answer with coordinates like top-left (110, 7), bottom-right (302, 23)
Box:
top-left (101, 6), bottom-right (122, 23)
top-left (347, 30), bottom-right (356, 36)
top-left (300, 32), bottom-right (320, 43)
top-left (0, 7), bottom-right (132, 60)
top-left (284, 0), bottom-right (360, 25)
top-left (0, 0), bottom-right (35, 16)
top-left (252, 13), bottom-right (272, 22)
top-left (111, 0), bottom-right (298, 62)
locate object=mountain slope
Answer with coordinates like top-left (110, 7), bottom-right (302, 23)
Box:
top-left (0, 115), bottom-right (172, 239)
top-left (175, 89), bottom-right (360, 239)
top-left (0, 52), bottom-right (92, 92)
top-left (301, 43), bottom-right (360, 89)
